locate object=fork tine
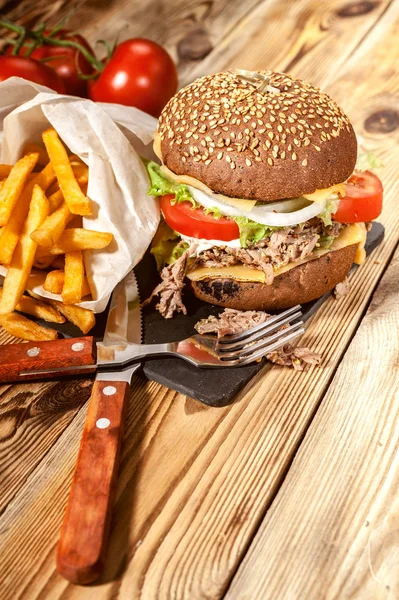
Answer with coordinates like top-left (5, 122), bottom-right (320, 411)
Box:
top-left (237, 325), bottom-right (305, 365)
top-left (220, 323), bottom-right (305, 366)
top-left (217, 321), bottom-right (304, 359)
top-left (216, 309), bottom-right (302, 351)
top-left (217, 305), bottom-right (302, 345)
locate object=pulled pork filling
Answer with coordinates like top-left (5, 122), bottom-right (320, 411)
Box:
top-left (195, 308), bottom-right (271, 337)
top-left (195, 308), bottom-right (321, 370)
top-left (142, 243), bottom-right (197, 318)
top-left (190, 218), bottom-right (345, 283)
top-left (144, 218), bottom-right (347, 319)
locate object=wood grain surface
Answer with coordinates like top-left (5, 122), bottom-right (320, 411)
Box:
top-left (227, 240), bottom-right (399, 600)
top-left (0, 0), bottom-right (398, 599)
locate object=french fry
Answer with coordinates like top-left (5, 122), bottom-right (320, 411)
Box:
top-left (44, 269), bottom-right (91, 297)
top-left (42, 128), bottom-right (92, 216)
top-left (71, 163), bottom-right (89, 185)
top-left (45, 228), bottom-right (113, 254)
top-left (43, 269), bottom-right (66, 294)
top-left (0, 289), bottom-right (65, 323)
top-left (0, 185), bottom-right (50, 315)
top-left (31, 201), bottom-right (72, 247)
top-left (0, 165), bottom-right (12, 178)
top-left (23, 143), bottom-right (49, 167)
top-left (49, 300), bottom-right (95, 334)
top-left (0, 153), bottom-right (39, 226)
top-left (68, 154), bottom-right (85, 165)
top-left (0, 312), bottom-right (58, 341)
top-left (46, 180), bottom-right (60, 197)
top-left (48, 189), bottom-right (64, 213)
top-left (62, 251), bottom-right (84, 304)
top-left (0, 162), bottom-right (55, 266)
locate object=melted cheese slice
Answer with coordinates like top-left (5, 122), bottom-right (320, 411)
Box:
top-left (303, 183), bottom-right (346, 203)
top-left (187, 223), bottom-right (367, 283)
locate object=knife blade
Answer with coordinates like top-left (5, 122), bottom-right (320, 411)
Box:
top-left (56, 271), bottom-right (143, 585)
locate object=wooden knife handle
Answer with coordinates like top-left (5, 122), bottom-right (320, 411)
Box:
top-left (0, 336), bottom-right (96, 382)
top-left (56, 379), bottom-right (130, 585)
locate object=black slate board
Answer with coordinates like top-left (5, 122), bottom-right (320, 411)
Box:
top-left (137, 222), bottom-right (384, 407)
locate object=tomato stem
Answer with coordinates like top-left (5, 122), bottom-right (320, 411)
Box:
top-left (0, 19), bottom-right (104, 74)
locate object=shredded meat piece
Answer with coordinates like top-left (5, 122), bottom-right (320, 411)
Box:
top-left (266, 344), bottom-right (321, 371)
top-left (195, 308), bottom-right (270, 338)
top-left (195, 309), bottom-right (321, 369)
top-left (334, 276), bottom-right (350, 300)
top-left (142, 244), bottom-right (197, 318)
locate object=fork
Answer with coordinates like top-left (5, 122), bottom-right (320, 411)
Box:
top-left (97, 305), bottom-right (304, 371)
top-left (1, 305), bottom-right (304, 384)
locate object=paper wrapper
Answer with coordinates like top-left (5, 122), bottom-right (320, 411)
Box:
top-left (0, 77), bottom-right (160, 313)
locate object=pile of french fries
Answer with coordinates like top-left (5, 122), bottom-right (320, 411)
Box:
top-left (0, 128), bottom-right (114, 341)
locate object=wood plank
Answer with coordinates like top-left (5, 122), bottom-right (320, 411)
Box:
top-left (226, 229), bottom-right (399, 600)
top-left (181, 0), bottom-right (395, 86)
top-left (0, 377), bottom-right (92, 513)
top-left (0, 1), bottom-right (398, 599)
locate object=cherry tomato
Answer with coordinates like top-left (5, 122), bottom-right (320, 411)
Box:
top-left (333, 170), bottom-right (383, 223)
top-left (5, 30), bottom-right (94, 97)
top-left (0, 56), bottom-right (65, 93)
top-left (161, 195), bottom-right (240, 241)
top-left (88, 39), bottom-right (178, 117)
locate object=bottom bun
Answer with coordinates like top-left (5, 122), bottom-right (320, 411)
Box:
top-left (189, 244), bottom-right (357, 311)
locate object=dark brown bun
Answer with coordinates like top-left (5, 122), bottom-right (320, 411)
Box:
top-left (189, 244), bottom-right (357, 311)
top-left (158, 70), bottom-right (357, 202)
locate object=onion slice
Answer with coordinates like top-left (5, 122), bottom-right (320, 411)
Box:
top-left (188, 186), bottom-right (326, 227)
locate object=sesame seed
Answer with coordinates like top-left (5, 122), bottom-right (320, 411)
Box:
top-left (230, 161), bottom-right (236, 169)
top-left (246, 158), bottom-right (252, 166)
top-left (226, 155), bottom-right (231, 163)
top-left (292, 152), bottom-right (297, 160)
top-left (204, 159), bottom-right (211, 165)
top-left (267, 157), bottom-right (274, 166)
top-left (302, 158), bottom-right (307, 166)
top-left (217, 152), bottom-right (223, 159)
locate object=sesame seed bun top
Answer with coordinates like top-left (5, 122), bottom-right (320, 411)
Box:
top-left (157, 70), bottom-right (357, 202)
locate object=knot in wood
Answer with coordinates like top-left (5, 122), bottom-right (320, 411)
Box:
top-left (177, 27), bottom-right (213, 61)
top-left (337, 1), bottom-right (378, 18)
top-left (365, 109), bottom-right (399, 133)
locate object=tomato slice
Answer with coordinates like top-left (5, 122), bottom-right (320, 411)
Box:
top-left (160, 195), bottom-right (239, 241)
top-left (333, 170), bottom-right (383, 223)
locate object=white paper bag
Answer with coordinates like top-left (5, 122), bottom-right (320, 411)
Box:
top-left (0, 77), bottom-right (160, 313)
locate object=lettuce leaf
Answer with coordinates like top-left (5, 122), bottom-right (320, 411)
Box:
top-left (233, 217), bottom-right (278, 247)
top-left (150, 221), bottom-right (189, 270)
top-left (318, 197), bottom-right (340, 227)
top-left (146, 160), bottom-right (195, 205)
top-left (204, 206), bottom-right (223, 219)
top-left (355, 152), bottom-right (384, 171)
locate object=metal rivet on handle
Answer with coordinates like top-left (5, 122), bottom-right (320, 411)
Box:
top-left (96, 418), bottom-right (111, 429)
top-left (71, 342), bottom-right (85, 352)
top-left (27, 347), bottom-right (40, 357)
top-left (103, 386), bottom-right (117, 396)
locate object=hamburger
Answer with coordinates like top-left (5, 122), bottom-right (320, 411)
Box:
top-left (144, 70), bottom-right (383, 318)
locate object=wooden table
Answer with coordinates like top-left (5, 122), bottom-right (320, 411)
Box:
top-left (1, 0), bottom-right (398, 598)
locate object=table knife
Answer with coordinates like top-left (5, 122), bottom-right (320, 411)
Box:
top-left (55, 271), bottom-right (142, 585)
